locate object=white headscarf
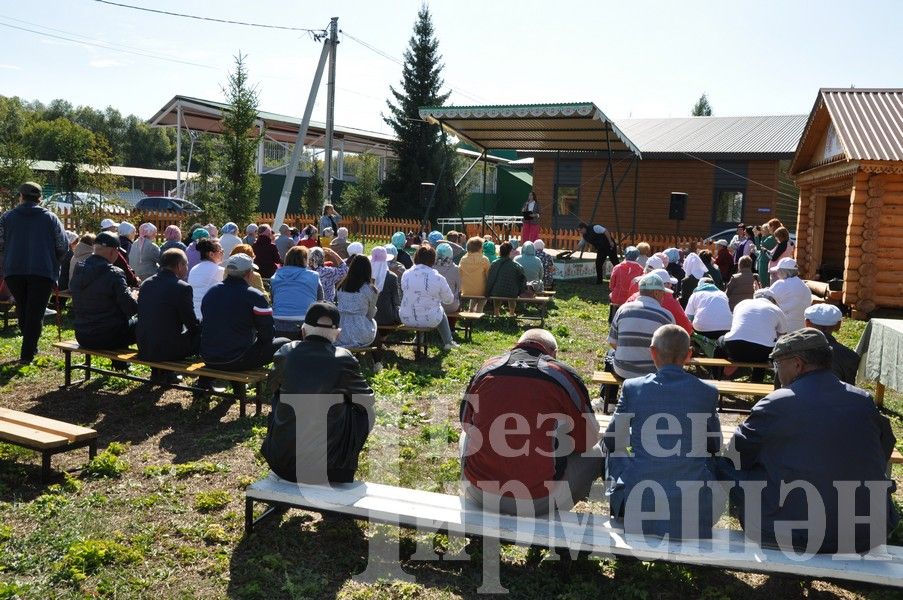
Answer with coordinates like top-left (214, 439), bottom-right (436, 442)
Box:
top-left (682, 252), bottom-right (707, 279)
top-left (370, 246), bottom-right (389, 293)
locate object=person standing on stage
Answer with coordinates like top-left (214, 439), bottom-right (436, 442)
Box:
top-left (521, 191), bottom-right (541, 242)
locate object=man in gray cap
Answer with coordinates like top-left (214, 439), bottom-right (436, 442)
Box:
top-left (727, 328), bottom-right (899, 553)
top-left (0, 182), bottom-right (69, 363)
top-left (804, 304), bottom-right (859, 385)
top-left (199, 253), bottom-right (290, 373)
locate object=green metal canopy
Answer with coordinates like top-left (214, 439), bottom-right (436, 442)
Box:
top-left (419, 102), bottom-right (641, 157)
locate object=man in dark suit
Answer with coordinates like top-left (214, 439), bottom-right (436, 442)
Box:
top-left (137, 248), bottom-right (200, 382)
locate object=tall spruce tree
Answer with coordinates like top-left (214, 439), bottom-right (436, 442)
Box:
top-left (215, 53), bottom-right (261, 226)
top-left (692, 93), bottom-right (713, 116)
top-left (383, 5), bottom-right (455, 219)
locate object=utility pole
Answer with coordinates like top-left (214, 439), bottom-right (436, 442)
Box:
top-left (322, 17), bottom-right (338, 208)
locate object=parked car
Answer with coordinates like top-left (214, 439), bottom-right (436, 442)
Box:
top-left (135, 196), bottom-right (202, 214)
top-left (42, 192), bottom-right (129, 215)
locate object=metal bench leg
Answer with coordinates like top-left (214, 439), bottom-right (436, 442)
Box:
top-left (84, 354), bottom-right (92, 382)
top-left (88, 439), bottom-right (97, 460)
top-left (41, 452), bottom-right (51, 483)
top-left (63, 350), bottom-right (72, 387)
top-left (254, 381), bottom-right (264, 416)
top-left (245, 497), bottom-right (254, 535)
top-left (235, 384), bottom-right (247, 419)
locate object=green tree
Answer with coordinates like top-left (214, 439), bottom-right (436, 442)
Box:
top-left (212, 54), bottom-right (261, 226)
top-left (0, 96), bottom-right (35, 206)
top-left (383, 5), bottom-right (455, 219)
top-left (302, 157), bottom-right (324, 216)
top-left (341, 154), bottom-right (387, 242)
top-left (692, 93), bottom-right (713, 116)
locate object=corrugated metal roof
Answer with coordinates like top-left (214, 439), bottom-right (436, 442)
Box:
top-left (419, 103), bottom-right (642, 157)
top-left (30, 160), bottom-right (196, 181)
top-left (615, 115), bottom-right (807, 158)
top-left (820, 89), bottom-right (903, 161)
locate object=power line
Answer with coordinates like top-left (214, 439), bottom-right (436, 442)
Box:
top-left (91, 0), bottom-right (326, 33)
top-left (0, 19), bottom-right (218, 70)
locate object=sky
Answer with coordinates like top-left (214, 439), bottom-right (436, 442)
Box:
top-left (1, 0), bottom-right (902, 136)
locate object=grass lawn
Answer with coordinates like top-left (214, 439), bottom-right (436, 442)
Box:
top-left (0, 282), bottom-right (900, 599)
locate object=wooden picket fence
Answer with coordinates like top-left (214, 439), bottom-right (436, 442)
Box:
top-left (55, 207), bottom-right (700, 251)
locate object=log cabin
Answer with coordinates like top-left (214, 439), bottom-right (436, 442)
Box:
top-left (790, 88), bottom-right (903, 316)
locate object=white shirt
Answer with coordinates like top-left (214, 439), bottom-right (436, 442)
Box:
top-left (188, 260), bottom-right (224, 320)
top-left (724, 298), bottom-right (788, 347)
top-left (399, 264), bottom-right (454, 328)
top-left (769, 276), bottom-right (811, 332)
top-left (684, 289), bottom-right (733, 333)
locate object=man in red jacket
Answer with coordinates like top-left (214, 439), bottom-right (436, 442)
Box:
top-left (460, 329), bottom-right (604, 516)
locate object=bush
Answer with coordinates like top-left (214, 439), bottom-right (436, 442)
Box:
top-left (57, 538), bottom-right (141, 583)
top-left (194, 490), bottom-right (231, 512)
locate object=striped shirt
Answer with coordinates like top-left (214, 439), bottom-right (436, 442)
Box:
top-left (608, 295), bottom-right (675, 379)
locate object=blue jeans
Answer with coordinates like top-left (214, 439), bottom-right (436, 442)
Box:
top-left (437, 313), bottom-right (453, 346)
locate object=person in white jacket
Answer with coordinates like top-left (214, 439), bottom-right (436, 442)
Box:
top-left (399, 245), bottom-right (458, 350)
top-left (188, 238), bottom-right (224, 320)
top-left (768, 257), bottom-right (811, 332)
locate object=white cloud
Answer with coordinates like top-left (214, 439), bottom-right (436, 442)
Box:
top-left (0, 64), bottom-right (21, 70)
top-left (89, 58), bottom-right (126, 68)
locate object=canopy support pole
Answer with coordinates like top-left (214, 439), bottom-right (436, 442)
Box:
top-left (606, 133), bottom-right (622, 251)
top-left (553, 150), bottom-right (561, 249)
top-left (273, 36), bottom-right (331, 231)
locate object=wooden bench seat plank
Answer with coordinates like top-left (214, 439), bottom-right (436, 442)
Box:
top-left (592, 371), bottom-right (773, 397)
top-left (0, 421), bottom-right (70, 449)
top-left (689, 357), bottom-right (770, 370)
top-left (246, 475), bottom-right (903, 588)
top-left (0, 408), bottom-right (96, 442)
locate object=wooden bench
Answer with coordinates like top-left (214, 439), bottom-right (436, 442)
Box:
top-left (448, 311), bottom-right (484, 342)
top-left (244, 474), bottom-right (903, 589)
top-left (689, 357), bottom-right (771, 370)
top-left (53, 341), bottom-right (270, 417)
top-left (0, 407), bottom-right (97, 482)
top-left (376, 324), bottom-right (434, 360)
top-left (462, 295), bottom-right (552, 327)
top-left (592, 371), bottom-right (774, 414)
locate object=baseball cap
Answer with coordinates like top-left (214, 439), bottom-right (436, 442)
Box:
top-left (223, 253), bottom-right (257, 276)
top-left (638, 273), bottom-right (667, 292)
top-left (19, 182), bottom-right (42, 197)
top-left (304, 301), bottom-right (340, 329)
top-left (100, 218), bottom-right (119, 230)
top-left (94, 231), bottom-right (120, 248)
top-left (770, 257), bottom-right (798, 272)
top-left (804, 304), bottom-right (843, 327)
top-left (769, 328), bottom-right (831, 360)
top-left (651, 268), bottom-right (678, 286)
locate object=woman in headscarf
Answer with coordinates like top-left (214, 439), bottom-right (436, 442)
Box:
top-left (684, 277), bottom-right (733, 340)
top-left (335, 254), bottom-right (378, 349)
top-left (459, 236), bottom-right (490, 312)
top-left (434, 243), bottom-right (461, 323)
top-left (608, 245), bottom-right (644, 322)
top-left (346, 242), bottom-right (364, 263)
top-left (219, 222), bottom-right (243, 256)
top-left (118, 221), bottom-right (136, 255)
top-left (391, 231), bottom-right (413, 269)
top-left (385, 244), bottom-right (407, 279)
top-left (533, 239), bottom-right (556, 292)
top-left (400, 245), bottom-right (458, 350)
top-left (187, 238), bottom-right (224, 320)
top-left (308, 246), bottom-right (348, 303)
top-left (698, 249), bottom-right (724, 291)
top-left (129, 222), bottom-right (161, 280)
top-left (186, 228), bottom-right (209, 272)
top-left (482, 240), bottom-right (498, 263)
top-left (204, 223), bottom-right (218, 239)
top-left (680, 252), bottom-right (709, 308)
top-left (663, 247), bottom-right (684, 299)
top-left (160, 225), bottom-right (185, 253)
top-left (370, 246), bottom-right (400, 372)
top-left (69, 233), bottom-right (96, 283)
top-left (251, 224), bottom-right (282, 278)
top-left (330, 226), bottom-right (351, 259)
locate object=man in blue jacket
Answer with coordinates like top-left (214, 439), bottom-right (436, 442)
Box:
top-left (200, 253), bottom-right (290, 372)
top-left (730, 328), bottom-right (899, 553)
top-left (0, 182), bottom-right (68, 364)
